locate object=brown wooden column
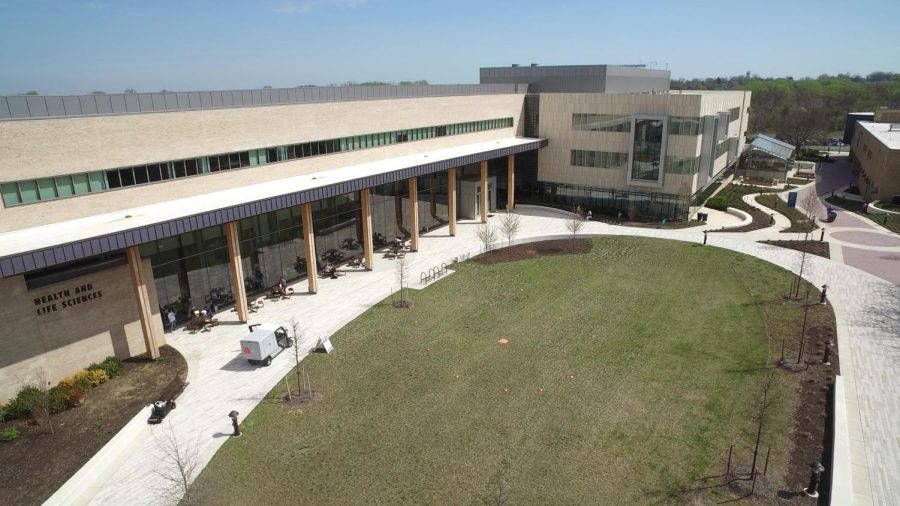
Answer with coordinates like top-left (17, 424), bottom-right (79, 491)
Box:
top-left (360, 188), bottom-right (374, 270)
top-left (301, 203), bottom-right (318, 294)
top-left (224, 221), bottom-right (249, 322)
top-left (507, 154), bottom-right (516, 211)
top-left (408, 177), bottom-right (419, 251)
top-left (448, 167), bottom-right (457, 236)
top-left (480, 160), bottom-right (488, 223)
top-left (125, 246), bottom-right (159, 360)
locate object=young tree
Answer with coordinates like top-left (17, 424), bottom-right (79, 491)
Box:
top-left (790, 231), bottom-right (812, 299)
top-left (799, 189), bottom-right (821, 229)
top-left (748, 372), bottom-right (778, 493)
top-left (289, 316), bottom-right (302, 398)
top-left (498, 211), bottom-right (521, 247)
top-left (155, 421), bottom-right (198, 505)
top-left (565, 211), bottom-right (585, 249)
top-left (395, 257), bottom-right (410, 307)
top-left (476, 223), bottom-right (499, 253)
top-left (33, 370), bottom-right (53, 434)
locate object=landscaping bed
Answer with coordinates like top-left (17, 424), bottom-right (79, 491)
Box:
top-left (760, 240), bottom-right (830, 259)
top-left (0, 345), bottom-right (188, 506)
top-left (190, 237), bottom-right (836, 504)
top-left (826, 196), bottom-right (900, 233)
top-left (756, 194), bottom-right (818, 234)
top-left (708, 183), bottom-right (785, 233)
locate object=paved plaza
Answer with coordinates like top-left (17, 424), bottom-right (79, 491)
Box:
top-left (56, 195), bottom-right (898, 505)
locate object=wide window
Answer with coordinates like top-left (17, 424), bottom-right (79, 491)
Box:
top-left (572, 114), bottom-right (631, 133)
top-left (629, 117), bottom-right (666, 184)
top-left (669, 117), bottom-right (701, 136)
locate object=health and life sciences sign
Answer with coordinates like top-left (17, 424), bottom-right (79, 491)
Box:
top-left (33, 283), bottom-right (103, 316)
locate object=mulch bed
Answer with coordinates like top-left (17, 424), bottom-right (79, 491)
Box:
top-left (712, 206), bottom-right (773, 233)
top-left (698, 294), bottom-right (838, 504)
top-left (780, 314), bottom-right (839, 505)
top-left (475, 239), bottom-right (592, 264)
top-left (0, 345), bottom-right (188, 506)
top-left (760, 241), bottom-right (830, 259)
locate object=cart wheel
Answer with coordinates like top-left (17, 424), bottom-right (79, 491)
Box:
top-left (169, 401), bottom-right (176, 410)
top-left (264, 356), bottom-right (272, 366)
top-left (286, 338), bottom-right (294, 348)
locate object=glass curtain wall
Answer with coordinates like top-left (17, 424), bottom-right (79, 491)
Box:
top-left (515, 181), bottom-right (689, 220)
top-left (312, 192), bottom-right (363, 265)
top-left (237, 206), bottom-right (306, 295)
top-left (416, 172), bottom-right (449, 232)
top-left (139, 226), bottom-right (232, 322)
top-left (369, 181), bottom-right (410, 248)
top-left (630, 118), bottom-right (666, 182)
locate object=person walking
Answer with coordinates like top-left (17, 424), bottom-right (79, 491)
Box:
top-left (167, 309), bottom-right (177, 332)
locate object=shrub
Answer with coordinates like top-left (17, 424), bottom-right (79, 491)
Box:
top-left (67, 387), bottom-right (88, 407)
top-left (0, 404), bottom-right (6, 423)
top-left (706, 196), bottom-right (729, 211)
top-left (88, 356), bottom-right (122, 379)
top-left (57, 376), bottom-right (76, 394)
top-left (1, 426), bottom-right (17, 442)
top-left (72, 370), bottom-right (94, 390)
top-left (88, 369), bottom-right (109, 386)
top-left (4, 385), bottom-right (44, 420)
top-left (47, 386), bottom-right (69, 413)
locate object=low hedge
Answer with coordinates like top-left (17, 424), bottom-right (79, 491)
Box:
top-left (706, 196), bottom-right (729, 211)
top-left (88, 356), bottom-right (121, 379)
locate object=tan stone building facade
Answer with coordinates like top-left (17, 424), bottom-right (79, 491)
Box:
top-left (851, 119), bottom-right (900, 202)
top-left (0, 85), bottom-right (539, 401)
top-left (0, 67), bottom-right (751, 400)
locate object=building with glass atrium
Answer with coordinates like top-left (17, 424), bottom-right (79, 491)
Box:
top-left (0, 65), bottom-right (749, 400)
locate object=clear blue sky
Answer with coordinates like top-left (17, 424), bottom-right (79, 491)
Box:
top-left (1, 0), bottom-right (898, 94)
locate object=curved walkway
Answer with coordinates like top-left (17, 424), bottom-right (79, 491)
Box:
top-left (75, 206), bottom-right (900, 506)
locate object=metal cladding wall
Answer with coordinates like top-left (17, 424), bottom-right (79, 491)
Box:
top-left (843, 112), bottom-right (874, 145)
top-left (0, 84), bottom-right (528, 120)
top-left (481, 65), bottom-right (608, 93)
top-left (0, 139), bottom-right (548, 277)
top-left (480, 65), bottom-right (670, 93)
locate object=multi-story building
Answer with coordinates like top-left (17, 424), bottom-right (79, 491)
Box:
top-left (849, 110), bottom-right (900, 203)
top-left (481, 64), bottom-right (750, 219)
top-left (0, 65), bottom-right (750, 400)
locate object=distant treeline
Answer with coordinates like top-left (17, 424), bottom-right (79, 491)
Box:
top-left (672, 72), bottom-right (900, 146)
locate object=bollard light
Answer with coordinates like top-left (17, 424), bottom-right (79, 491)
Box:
top-left (228, 410), bottom-right (241, 437)
top-left (803, 461), bottom-right (825, 498)
top-left (820, 284), bottom-right (828, 304)
top-left (703, 230), bottom-right (708, 245)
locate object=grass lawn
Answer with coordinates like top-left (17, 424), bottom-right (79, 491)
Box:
top-left (189, 237), bottom-right (815, 505)
top-left (706, 183), bottom-right (784, 213)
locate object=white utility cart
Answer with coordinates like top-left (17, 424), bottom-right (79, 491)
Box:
top-left (240, 323), bottom-right (293, 366)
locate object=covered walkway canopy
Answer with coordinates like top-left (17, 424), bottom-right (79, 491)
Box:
top-left (0, 136), bottom-right (546, 277)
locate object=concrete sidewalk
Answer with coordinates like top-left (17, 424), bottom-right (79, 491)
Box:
top-left (78, 207), bottom-right (898, 506)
